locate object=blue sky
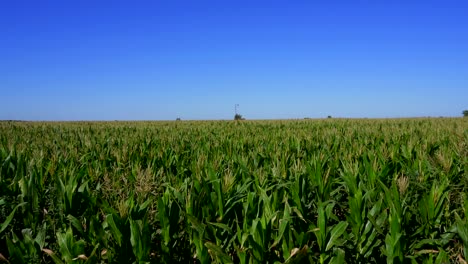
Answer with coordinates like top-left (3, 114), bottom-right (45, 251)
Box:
top-left (1, 0), bottom-right (467, 120)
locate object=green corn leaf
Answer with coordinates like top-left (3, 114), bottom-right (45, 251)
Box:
top-left (316, 203), bottom-right (326, 251)
top-left (329, 248), bottom-right (345, 264)
top-left (205, 241), bottom-right (233, 264)
top-left (67, 214), bottom-right (84, 235)
top-left (251, 219), bottom-right (263, 247)
top-left (34, 222), bottom-right (47, 250)
top-left (240, 229), bottom-right (250, 244)
top-left (208, 222), bottom-right (233, 234)
top-left (158, 196), bottom-right (173, 246)
top-left (129, 220), bottom-right (141, 256)
top-left (77, 179), bottom-right (89, 193)
top-left (6, 236), bottom-right (26, 264)
top-left (326, 221), bottom-right (348, 251)
top-left (56, 229), bottom-right (73, 263)
top-left (130, 219), bottom-right (150, 262)
top-left (187, 214), bottom-right (206, 235)
top-left (434, 249), bottom-right (449, 264)
top-left (248, 235), bottom-right (264, 262)
top-left (105, 214), bottom-right (122, 247)
top-left (0, 202), bottom-right (27, 234)
top-left (272, 201), bottom-right (291, 249)
top-left (361, 227), bottom-right (380, 258)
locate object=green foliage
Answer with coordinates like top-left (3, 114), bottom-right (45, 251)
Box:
top-left (234, 114), bottom-right (244, 120)
top-left (0, 118), bottom-right (467, 263)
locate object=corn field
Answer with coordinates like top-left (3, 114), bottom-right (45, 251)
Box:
top-left (1, 118), bottom-right (467, 263)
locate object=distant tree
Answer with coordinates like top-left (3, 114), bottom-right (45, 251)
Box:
top-left (176, 117), bottom-right (181, 121)
top-left (327, 115), bottom-right (332, 119)
top-left (463, 110), bottom-right (468, 117)
top-left (234, 114), bottom-right (244, 120)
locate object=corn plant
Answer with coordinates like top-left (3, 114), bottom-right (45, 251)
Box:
top-left (0, 118), bottom-right (466, 263)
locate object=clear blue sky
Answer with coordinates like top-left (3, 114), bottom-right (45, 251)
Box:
top-left (1, 0), bottom-right (467, 120)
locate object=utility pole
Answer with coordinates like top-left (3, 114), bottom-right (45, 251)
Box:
top-left (235, 104), bottom-right (239, 115)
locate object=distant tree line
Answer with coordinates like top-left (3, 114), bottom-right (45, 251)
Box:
top-left (234, 114), bottom-right (245, 120)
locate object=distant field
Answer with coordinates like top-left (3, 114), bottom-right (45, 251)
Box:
top-left (1, 118), bottom-right (467, 263)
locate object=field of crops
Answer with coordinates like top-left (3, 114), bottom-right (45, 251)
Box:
top-left (0, 118), bottom-right (467, 263)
